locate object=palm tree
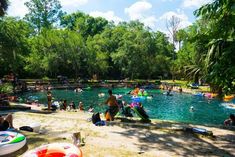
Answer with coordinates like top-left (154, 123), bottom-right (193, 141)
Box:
top-left (194, 0), bottom-right (235, 95)
top-left (0, 0), bottom-right (9, 16)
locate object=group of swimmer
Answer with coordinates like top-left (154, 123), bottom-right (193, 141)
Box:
top-left (46, 90), bottom-right (94, 112)
top-left (44, 85), bottom-right (235, 126)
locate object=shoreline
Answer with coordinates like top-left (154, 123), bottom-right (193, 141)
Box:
top-left (3, 110), bottom-right (235, 156)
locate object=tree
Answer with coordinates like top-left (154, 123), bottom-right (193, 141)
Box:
top-left (194, 0), bottom-right (235, 94)
top-left (166, 15), bottom-right (181, 54)
top-left (0, 17), bottom-right (32, 76)
top-left (25, 29), bottom-right (86, 78)
top-left (175, 22), bottom-right (209, 83)
top-left (61, 11), bottom-right (110, 38)
top-left (24, 0), bottom-right (64, 32)
top-left (0, 0), bottom-right (8, 16)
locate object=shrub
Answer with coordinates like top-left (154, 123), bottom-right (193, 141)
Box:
top-left (0, 83), bottom-right (13, 94)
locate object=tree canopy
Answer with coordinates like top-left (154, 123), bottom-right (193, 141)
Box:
top-left (0, 0), bottom-right (234, 94)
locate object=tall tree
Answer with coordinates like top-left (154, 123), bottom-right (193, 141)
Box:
top-left (0, 0), bottom-right (8, 16)
top-left (25, 29), bottom-right (86, 78)
top-left (24, 0), bottom-right (64, 32)
top-left (166, 15), bottom-right (181, 54)
top-left (194, 0), bottom-right (235, 94)
top-left (61, 11), bottom-right (110, 38)
top-left (0, 17), bottom-right (32, 76)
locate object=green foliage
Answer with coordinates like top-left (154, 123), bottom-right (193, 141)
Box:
top-left (175, 0), bottom-right (235, 94)
top-left (61, 11), bottom-right (110, 38)
top-left (24, 0), bottom-right (64, 32)
top-left (0, 17), bottom-right (32, 76)
top-left (25, 29), bottom-right (86, 78)
top-left (0, 83), bottom-right (13, 94)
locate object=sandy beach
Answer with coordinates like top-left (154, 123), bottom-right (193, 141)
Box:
top-left (0, 105), bottom-right (234, 157)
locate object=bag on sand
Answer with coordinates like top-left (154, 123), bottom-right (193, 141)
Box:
top-left (92, 112), bottom-right (101, 124)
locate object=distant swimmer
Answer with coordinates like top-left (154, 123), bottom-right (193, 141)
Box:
top-left (190, 106), bottom-right (194, 112)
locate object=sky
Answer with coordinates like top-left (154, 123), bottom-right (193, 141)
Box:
top-left (7, 0), bottom-right (212, 33)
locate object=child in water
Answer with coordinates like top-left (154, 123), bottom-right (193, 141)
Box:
top-left (78, 102), bottom-right (84, 111)
top-left (88, 105), bottom-right (94, 113)
top-left (224, 114), bottom-right (235, 126)
top-left (190, 106), bottom-right (194, 112)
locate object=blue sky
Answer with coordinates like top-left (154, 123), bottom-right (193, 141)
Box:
top-left (7, 0), bottom-right (212, 33)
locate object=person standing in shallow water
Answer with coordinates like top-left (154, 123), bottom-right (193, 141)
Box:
top-left (47, 91), bottom-right (52, 111)
top-left (104, 89), bottom-right (119, 121)
top-left (179, 86), bottom-right (183, 93)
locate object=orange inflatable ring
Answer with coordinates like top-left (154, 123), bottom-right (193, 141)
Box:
top-left (23, 143), bottom-right (82, 157)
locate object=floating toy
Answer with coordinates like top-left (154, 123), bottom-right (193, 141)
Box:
top-left (131, 96), bottom-right (146, 102)
top-left (130, 102), bottom-right (149, 121)
top-left (23, 143), bottom-right (82, 157)
top-left (204, 93), bottom-right (212, 98)
top-left (221, 103), bottom-right (235, 110)
top-left (224, 95), bottom-right (234, 101)
top-left (193, 93), bottom-right (204, 97)
top-left (0, 131), bottom-right (26, 156)
top-left (114, 94), bottom-right (123, 99)
top-left (98, 93), bottom-right (105, 97)
top-left (83, 87), bottom-right (91, 90)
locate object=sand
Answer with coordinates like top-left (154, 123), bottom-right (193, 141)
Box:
top-left (0, 107), bottom-right (232, 157)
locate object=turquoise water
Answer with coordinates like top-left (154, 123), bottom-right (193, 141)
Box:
top-left (19, 88), bottom-right (235, 126)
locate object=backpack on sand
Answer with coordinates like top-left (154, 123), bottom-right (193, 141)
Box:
top-left (92, 112), bottom-right (101, 124)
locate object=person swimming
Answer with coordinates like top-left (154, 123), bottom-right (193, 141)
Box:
top-left (190, 106), bottom-right (194, 112)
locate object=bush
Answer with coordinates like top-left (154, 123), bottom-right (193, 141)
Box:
top-left (42, 76), bottom-right (50, 81)
top-left (0, 83), bottom-right (13, 94)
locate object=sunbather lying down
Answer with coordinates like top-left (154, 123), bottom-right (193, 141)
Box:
top-left (0, 113), bottom-right (14, 131)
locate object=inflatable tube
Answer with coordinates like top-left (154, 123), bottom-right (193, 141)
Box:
top-left (204, 93), bottom-right (212, 98)
top-left (224, 95), bottom-right (234, 99)
top-left (98, 93), bottom-right (105, 97)
top-left (83, 87), bottom-right (91, 90)
top-left (131, 106), bottom-right (149, 120)
top-left (147, 96), bottom-right (153, 99)
top-left (114, 94), bottom-right (123, 99)
top-left (28, 96), bottom-right (39, 100)
top-left (131, 96), bottom-right (146, 102)
top-left (143, 91), bottom-right (148, 96)
top-left (221, 103), bottom-right (235, 110)
top-left (0, 131), bottom-right (26, 156)
top-left (193, 93), bottom-right (204, 97)
top-left (23, 143), bottom-right (82, 157)
top-left (224, 95), bottom-right (234, 101)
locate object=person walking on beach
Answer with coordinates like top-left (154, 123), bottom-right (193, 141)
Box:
top-left (104, 89), bottom-right (119, 121)
top-left (47, 91), bottom-right (52, 111)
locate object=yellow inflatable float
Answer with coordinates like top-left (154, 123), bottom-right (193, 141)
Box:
top-left (224, 95), bottom-right (234, 101)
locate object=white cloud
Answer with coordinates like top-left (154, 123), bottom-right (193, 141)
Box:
top-left (60, 0), bottom-right (88, 7)
top-left (142, 16), bottom-right (158, 28)
top-left (159, 11), bottom-right (191, 29)
top-left (125, 1), bottom-right (152, 20)
top-left (124, 1), bottom-right (157, 29)
top-left (182, 0), bottom-right (212, 8)
top-left (7, 0), bottom-right (89, 17)
top-left (7, 0), bottom-right (28, 17)
top-left (89, 11), bottom-right (123, 25)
